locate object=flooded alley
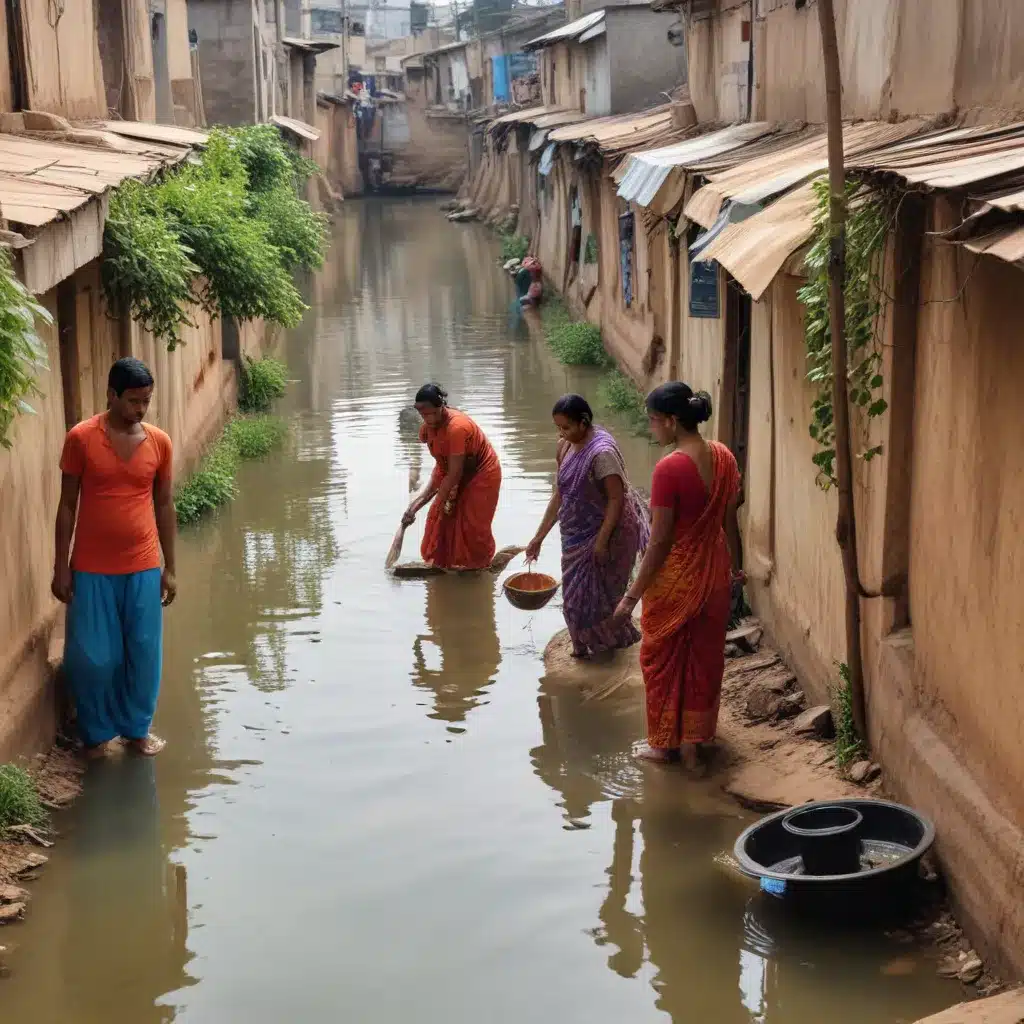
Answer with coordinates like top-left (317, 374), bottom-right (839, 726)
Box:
top-left (1, 201), bottom-right (958, 1023)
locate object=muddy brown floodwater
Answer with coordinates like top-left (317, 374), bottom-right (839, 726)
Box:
top-left (1, 200), bottom-right (959, 1023)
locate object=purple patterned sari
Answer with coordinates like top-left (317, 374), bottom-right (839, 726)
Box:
top-left (558, 427), bottom-right (650, 657)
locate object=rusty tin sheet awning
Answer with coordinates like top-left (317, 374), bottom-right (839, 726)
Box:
top-left (685, 120), bottom-right (925, 229)
top-left (546, 105), bottom-right (679, 156)
top-left (694, 181), bottom-right (820, 300)
top-left (0, 133), bottom-right (186, 227)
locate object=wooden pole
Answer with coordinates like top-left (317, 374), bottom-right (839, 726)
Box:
top-left (817, 0), bottom-right (868, 742)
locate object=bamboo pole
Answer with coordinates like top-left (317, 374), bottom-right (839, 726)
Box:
top-left (816, 0), bottom-right (868, 741)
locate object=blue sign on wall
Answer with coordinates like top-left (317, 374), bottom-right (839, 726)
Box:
top-left (689, 258), bottom-right (720, 318)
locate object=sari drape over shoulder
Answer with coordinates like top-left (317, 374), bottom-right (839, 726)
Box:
top-left (557, 427), bottom-right (649, 656)
top-left (640, 441), bottom-right (739, 747)
top-left (420, 410), bottom-right (501, 570)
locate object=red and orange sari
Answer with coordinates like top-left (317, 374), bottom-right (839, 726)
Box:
top-left (640, 441), bottom-right (740, 748)
top-left (420, 410), bottom-right (502, 570)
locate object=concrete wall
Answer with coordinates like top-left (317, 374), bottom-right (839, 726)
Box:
top-left (315, 99), bottom-right (362, 196)
top-left (607, 9), bottom-right (686, 115)
top-left (187, 0), bottom-right (257, 126)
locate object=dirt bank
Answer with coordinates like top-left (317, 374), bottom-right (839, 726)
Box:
top-left (542, 618), bottom-right (1010, 1001)
top-left (543, 618), bottom-right (860, 810)
top-left (0, 746), bottom-right (82, 935)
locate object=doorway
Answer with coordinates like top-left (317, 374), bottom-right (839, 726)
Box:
top-left (723, 273), bottom-right (752, 486)
top-left (152, 10), bottom-right (173, 124)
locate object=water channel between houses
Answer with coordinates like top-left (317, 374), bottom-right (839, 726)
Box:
top-left (0, 199), bottom-right (957, 1023)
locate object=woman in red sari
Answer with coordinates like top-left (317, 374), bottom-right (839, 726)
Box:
top-left (610, 382), bottom-right (741, 772)
top-left (402, 383), bottom-right (502, 570)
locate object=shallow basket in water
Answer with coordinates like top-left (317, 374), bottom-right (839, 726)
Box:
top-left (503, 571), bottom-right (559, 611)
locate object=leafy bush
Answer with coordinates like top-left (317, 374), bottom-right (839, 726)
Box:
top-left (500, 233), bottom-right (530, 262)
top-left (240, 356), bottom-right (288, 412)
top-left (102, 181), bottom-right (199, 351)
top-left (0, 249), bottom-right (53, 449)
top-left (548, 320), bottom-right (608, 367)
top-left (103, 126), bottom-right (328, 350)
top-left (225, 414), bottom-right (289, 459)
top-left (176, 415), bottom-right (288, 524)
top-left (0, 763), bottom-right (47, 832)
top-left (599, 370), bottom-right (650, 436)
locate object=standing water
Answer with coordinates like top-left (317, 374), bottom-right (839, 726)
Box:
top-left (1, 200), bottom-right (956, 1023)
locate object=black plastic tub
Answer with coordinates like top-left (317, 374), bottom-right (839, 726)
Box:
top-left (733, 798), bottom-right (935, 922)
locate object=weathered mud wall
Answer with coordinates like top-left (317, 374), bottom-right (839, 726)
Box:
top-left (315, 100), bottom-right (362, 198)
top-left (0, 261), bottom-right (269, 762)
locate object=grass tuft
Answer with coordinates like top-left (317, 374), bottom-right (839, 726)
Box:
top-left (175, 414), bottom-right (287, 525)
top-left (500, 233), bottom-right (530, 262)
top-left (0, 764), bottom-right (47, 833)
top-left (599, 369), bottom-right (650, 436)
top-left (239, 356), bottom-right (288, 413)
top-left (832, 663), bottom-right (865, 766)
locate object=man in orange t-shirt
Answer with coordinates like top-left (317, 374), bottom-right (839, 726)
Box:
top-left (52, 358), bottom-right (177, 758)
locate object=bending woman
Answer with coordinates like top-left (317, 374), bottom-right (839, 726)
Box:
top-left (609, 382), bottom-right (741, 771)
top-left (403, 384), bottom-right (502, 570)
top-left (526, 395), bottom-right (648, 658)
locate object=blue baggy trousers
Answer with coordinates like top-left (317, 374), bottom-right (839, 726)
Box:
top-left (64, 569), bottom-right (163, 747)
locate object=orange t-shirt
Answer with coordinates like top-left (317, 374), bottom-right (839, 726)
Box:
top-left (59, 414), bottom-right (173, 575)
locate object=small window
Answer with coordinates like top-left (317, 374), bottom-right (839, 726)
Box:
top-left (375, 56), bottom-right (386, 72)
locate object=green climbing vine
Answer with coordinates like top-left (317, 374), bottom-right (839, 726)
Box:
top-left (0, 248), bottom-right (54, 449)
top-left (798, 177), bottom-right (894, 489)
top-left (102, 125), bottom-right (329, 352)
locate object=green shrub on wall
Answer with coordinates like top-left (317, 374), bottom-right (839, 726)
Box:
top-left (102, 126), bottom-right (329, 352)
top-left (0, 249), bottom-right (54, 449)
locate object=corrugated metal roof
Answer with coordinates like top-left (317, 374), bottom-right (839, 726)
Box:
top-left (546, 105), bottom-right (679, 156)
top-left (615, 123), bottom-right (777, 206)
top-left (0, 133), bottom-right (190, 227)
top-left (694, 181), bottom-right (820, 300)
top-left (488, 106), bottom-right (588, 136)
top-left (963, 224), bottom-right (1024, 263)
top-left (848, 122), bottom-right (1024, 194)
top-left (685, 120), bottom-right (925, 228)
top-left (524, 10), bottom-right (604, 50)
top-left (282, 37), bottom-right (340, 53)
top-left (271, 115), bottom-right (321, 142)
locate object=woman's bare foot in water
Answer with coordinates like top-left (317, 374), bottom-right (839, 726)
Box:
top-left (83, 741), bottom-right (114, 761)
top-left (632, 742), bottom-right (676, 764)
top-left (680, 743), bottom-right (708, 777)
top-left (126, 735), bottom-right (166, 757)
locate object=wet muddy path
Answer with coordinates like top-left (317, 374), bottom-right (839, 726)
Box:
top-left (1, 200), bottom-right (957, 1022)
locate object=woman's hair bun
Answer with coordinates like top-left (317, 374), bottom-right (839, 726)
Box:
top-left (688, 390), bottom-right (713, 424)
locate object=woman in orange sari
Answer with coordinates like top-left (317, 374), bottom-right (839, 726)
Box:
top-left (402, 383), bottom-right (502, 570)
top-left (609, 382), bottom-right (742, 772)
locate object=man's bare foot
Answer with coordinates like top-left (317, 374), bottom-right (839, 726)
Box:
top-left (126, 735), bottom-right (166, 757)
top-left (632, 742), bottom-right (676, 764)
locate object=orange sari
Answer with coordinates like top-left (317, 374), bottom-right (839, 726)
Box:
top-left (640, 442), bottom-right (739, 747)
top-left (420, 410), bottom-right (502, 570)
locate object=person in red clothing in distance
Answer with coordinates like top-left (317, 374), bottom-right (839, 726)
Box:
top-left (52, 358), bottom-right (177, 758)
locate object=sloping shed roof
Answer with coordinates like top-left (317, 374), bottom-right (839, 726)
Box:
top-left (694, 182), bottom-right (820, 300)
top-left (847, 122), bottom-right (1024, 198)
top-left (272, 115), bottom-right (321, 142)
top-left (546, 105), bottom-right (679, 156)
top-left (92, 120), bottom-right (209, 149)
top-left (489, 105), bottom-right (581, 130)
top-left (0, 133), bottom-right (191, 227)
top-left (282, 37), bottom-right (340, 53)
top-left (685, 120), bottom-right (925, 228)
top-left (524, 10), bottom-right (604, 51)
top-left (615, 123), bottom-right (778, 206)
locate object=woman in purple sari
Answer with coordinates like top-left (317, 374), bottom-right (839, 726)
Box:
top-left (525, 395), bottom-right (649, 657)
